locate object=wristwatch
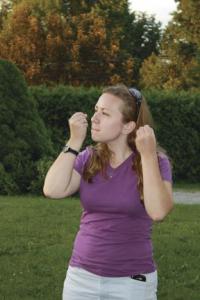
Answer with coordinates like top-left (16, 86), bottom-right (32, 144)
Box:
top-left (62, 144), bottom-right (79, 156)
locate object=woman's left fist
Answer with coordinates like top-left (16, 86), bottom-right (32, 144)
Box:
top-left (135, 125), bottom-right (157, 156)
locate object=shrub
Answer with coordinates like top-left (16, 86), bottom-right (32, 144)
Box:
top-left (31, 86), bottom-right (200, 183)
top-left (0, 163), bottom-right (18, 195)
top-left (0, 60), bottom-right (55, 194)
top-left (30, 85), bottom-right (100, 152)
top-left (144, 89), bottom-right (200, 182)
top-left (29, 156), bottom-right (54, 194)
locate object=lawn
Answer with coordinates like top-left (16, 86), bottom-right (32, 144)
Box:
top-left (0, 195), bottom-right (199, 300)
top-left (173, 182), bottom-right (200, 192)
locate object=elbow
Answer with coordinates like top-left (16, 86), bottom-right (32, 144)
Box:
top-left (43, 179), bottom-right (50, 198)
top-left (42, 185), bottom-right (67, 199)
top-left (151, 212), bottom-right (168, 222)
top-left (43, 185), bottom-right (55, 199)
top-left (151, 201), bottom-right (174, 222)
top-left (43, 186), bottom-right (51, 198)
top-left (151, 214), bottom-right (165, 222)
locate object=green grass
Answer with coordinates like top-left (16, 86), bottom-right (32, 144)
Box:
top-left (173, 182), bottom-right (200, 191)
top-left (153, 205), bottom-right (200, 299)
top-left (0, 195), bottom-right (199, 300)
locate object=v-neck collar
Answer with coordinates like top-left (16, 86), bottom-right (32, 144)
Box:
top-left (108, 151), bottom-right (135, 171)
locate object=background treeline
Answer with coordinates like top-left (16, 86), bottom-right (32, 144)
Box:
top-left (0, 0), bottom-right (199, 89)
top-left (0, 59), bottom-right (199, 195)
top-left (0, 0), bottom-right (161, 86)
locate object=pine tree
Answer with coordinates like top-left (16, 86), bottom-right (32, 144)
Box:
top-left (0, 59), bottom-right (54, 194)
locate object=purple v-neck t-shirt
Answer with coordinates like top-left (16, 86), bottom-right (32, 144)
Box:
top-left (69, 147), bottom-right (172, 277)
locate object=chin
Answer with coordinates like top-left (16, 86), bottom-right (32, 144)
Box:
top-left (91, 136), bottom-right (101, 142)
top-left (91, 134), bottom-right (104, 143)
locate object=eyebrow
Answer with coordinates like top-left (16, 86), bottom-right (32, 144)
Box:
top-left (95, 105), bottom-right (111, 111)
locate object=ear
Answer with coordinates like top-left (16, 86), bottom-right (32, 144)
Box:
top-left (122, 121), bottom-right (136, 134)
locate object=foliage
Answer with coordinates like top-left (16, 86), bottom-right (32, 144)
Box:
top-left (122, 12), bottom-right (161, 83)
top-left (29, 85), bottom-right (100, 153)
top-left (0, 0), bottom-right (10, 29)
top-left (0, 0), bottom-right (161, 86)
top-left (144, 89), bottom-right (200, 182)
top-left (1, 75), bottom-right (199, 195)
top-left (0, 163), bottom-right (17, 194)
top-left (29, 156), bottom-right (55, 194)
top-left (0, 0), bottom-right (133, 85)
top-left (30, 85), bottom-right (200, 184)
top-left (140, 0), bottom-right (200, 90)
top-left (0, 59), bottom-right (54, 194)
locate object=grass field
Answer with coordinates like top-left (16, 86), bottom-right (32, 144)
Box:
top-left (0, 194), bottom-right (199, 300)
top-left (173, 182), bottom-right (200, 192)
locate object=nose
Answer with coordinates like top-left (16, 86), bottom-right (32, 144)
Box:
top-left (91, 111), bottom-right (100, 123)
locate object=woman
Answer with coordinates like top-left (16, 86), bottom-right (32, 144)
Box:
top-left (43, 84), bottom-right (173, 300)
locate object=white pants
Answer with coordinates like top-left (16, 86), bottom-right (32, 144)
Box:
top-left (62, 266), bottom-right (158, 300)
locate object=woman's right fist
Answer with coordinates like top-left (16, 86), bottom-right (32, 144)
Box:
top-left (68, 112), bottom-right (88, 143)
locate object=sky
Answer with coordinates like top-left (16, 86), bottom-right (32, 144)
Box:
top-left (0, 1), bottom-right (178, 28)
top-left (129, 0), bottom-right (178, 28)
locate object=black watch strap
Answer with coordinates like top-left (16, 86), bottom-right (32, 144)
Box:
top-left (62, 144), bottom-right (79, 156)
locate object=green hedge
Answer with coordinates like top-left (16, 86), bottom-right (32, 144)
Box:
top-left (144, 90), bottom-right (200, 182)
top-left (1, 57), bottom-right (199, 195)
top-left (30, 86), bottom-right (200, 184)
top-left (29, 85), bottom-right (100, 153)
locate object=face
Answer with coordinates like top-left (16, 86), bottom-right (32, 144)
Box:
top-left (91, 93), bottom-right (129, 143)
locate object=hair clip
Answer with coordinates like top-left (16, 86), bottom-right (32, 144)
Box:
top-left (128, 87), bottom-right (142, 107)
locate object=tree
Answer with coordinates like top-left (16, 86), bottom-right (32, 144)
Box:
top-left (0, 59), bottom-right (54, 194)
top-left (0, 1), bottom-right (47, 84)
top-left (140, 0), bottom-right (200, 90)
top-left (0, 0), bottom-right (11, 29)
top-left (122, 12), bottom-right (161, 85)
top-left (0, 0), bottom-right (134, 86)
top-left (0, 0), bottom-right (161, 86)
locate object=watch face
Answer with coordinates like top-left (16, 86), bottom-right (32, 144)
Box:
top-left (62, 145), bottom-right (78, 155)
top-left (63, 145), bottom-right (69, 152)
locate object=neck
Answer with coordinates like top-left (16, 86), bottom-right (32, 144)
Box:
top-left (107, 142), bottom-right (133, 163)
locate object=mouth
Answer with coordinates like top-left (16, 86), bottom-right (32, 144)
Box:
top-left (91, 128), bottom-right (100, 132)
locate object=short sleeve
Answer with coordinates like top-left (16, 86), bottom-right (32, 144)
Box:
top-left (74, 146), bottom-right (92, 175)
top-left (158, 154), bottom-right (173, 183)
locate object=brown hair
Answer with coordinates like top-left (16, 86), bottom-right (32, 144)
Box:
top-left (82, 84), bottom-right (168, 201)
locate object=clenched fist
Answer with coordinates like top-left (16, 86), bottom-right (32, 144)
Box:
top-left (68, 112), bottom-right (88, 144)
top-left (135, 125), bottom-right (157, 157)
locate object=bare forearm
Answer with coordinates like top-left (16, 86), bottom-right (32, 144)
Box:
top-left (43, 139), bottom-right (82, 197)
top-left (141, 153), bottom-right (173, 221)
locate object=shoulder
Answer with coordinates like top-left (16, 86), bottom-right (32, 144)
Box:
top-left (157, 151), bottom-right (168, 159)
top-left (157, 151), bottom-right (173, 182)
top-left (76, 145), bottom-right (93, 165)
top-left (157, 151), bottom-right (172, 167)
top-left (74, 146), bottom-right (93, 175)
top-left (78, 146), bottom-right (93, 158)
top-left (157, 151), bottom-right (171, 163)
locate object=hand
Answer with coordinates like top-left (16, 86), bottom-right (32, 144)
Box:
top-left (135, 125), bottom-right (157, 157)
top-left (68, 112), bottom-right (88, 144)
